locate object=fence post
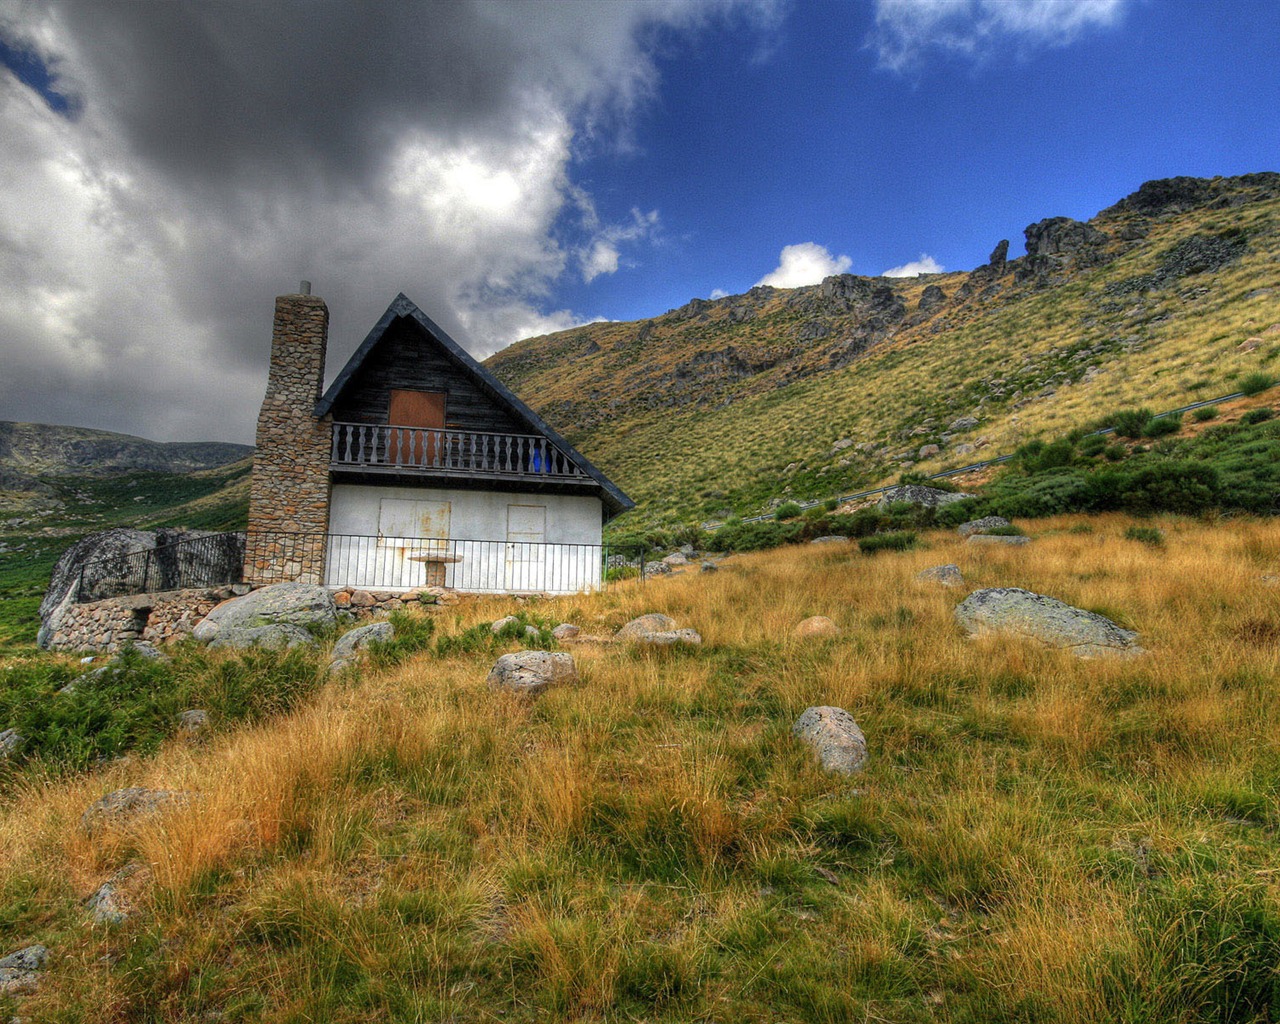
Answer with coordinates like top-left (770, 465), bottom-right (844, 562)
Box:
top-left (142, 548), bottom-right (153, 593)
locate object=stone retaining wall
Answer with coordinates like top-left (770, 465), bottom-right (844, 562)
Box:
top-left (43, 587), bottom-right (240, 653)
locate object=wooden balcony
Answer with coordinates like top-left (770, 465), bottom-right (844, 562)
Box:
top-left (330, 422), bottom-right (590, 483)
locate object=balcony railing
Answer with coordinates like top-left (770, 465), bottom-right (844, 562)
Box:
top-left (331, 422), bottom-right (589, 480)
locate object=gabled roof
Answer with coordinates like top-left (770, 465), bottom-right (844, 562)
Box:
top-left (316, 294), bottom-right (634, 519)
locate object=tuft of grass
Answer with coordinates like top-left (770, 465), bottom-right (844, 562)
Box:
top-left (1124, 525), bottom-right (1165, 546)
top-left (1238, 371), bottom-right (1274, 397)
top-left (1192, 405), bottom-right (1219, 422)
top-left (857, 530), bottom-right (917, 554)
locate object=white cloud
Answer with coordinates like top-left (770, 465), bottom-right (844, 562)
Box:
top-left (578, 207), bottom-right (660, 283)
top-left (754, 242), bottom-right (853, 289)
top-left (882, 253), bottom-right (944, 277)
top-left (0, 1), bottom-right (776, 441)
top-left (709, 288), bottom-right (729, 299)
top-left (871, 0), bottom-right (1128, 72)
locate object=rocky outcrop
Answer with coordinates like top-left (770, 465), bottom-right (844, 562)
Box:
top-left (793, 706), bottom-right (867, 775)
top-left (918, 284), bottom-right (947, 313)
top-left (193, 582), bottom-right (337, 644)
top-left (878, 485), bottom-right (974, 508)
top-left (487, 651), bottom-right (578, 696)
top-left (955, 588), bottom-right (1143, 658)
top-left (1024, 217), bottom-right (1109, 257)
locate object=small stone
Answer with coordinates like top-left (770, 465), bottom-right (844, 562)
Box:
top-left (634, 629), bottom-right (702, 647)
top-left (82, 787), bottom-right (191, 834)
top-left (177, 709), bottom-right (209, 738)
top-left (793, 616), bottom-right (839, 639)
top-left (810, 536), bottom-right (848, 545)
top-left (967, 534), bottom-right (1030, 547)
top-left (551, 623), bottom-right (581, 640)
top-left (617, 614), bottom-right (678, 641)
top-left (793, 706), bottom-right (868, 775)
top-left (916, 564), bottom-right (964, 587)
top-left (0, 729), bottom-right (25, 760)
top-left (957, 516), bottom-right (1012, 537)
top-left (487, 651), bottom-right (578, 696)
top-left (949, 415), bottom-right (980, 432)
top-left (701, 561), bottom-right (719, 573)
top-left (0, 943), bottom-right (47, 995)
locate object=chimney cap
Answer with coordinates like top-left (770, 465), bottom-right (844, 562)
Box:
top-left (299, 280), bottom-right (312, 295)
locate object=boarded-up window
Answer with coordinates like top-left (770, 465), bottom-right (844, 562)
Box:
top-left (506, 504), bottom-right (547, 591)
top-left (388, 389), bottom-right (446, 465)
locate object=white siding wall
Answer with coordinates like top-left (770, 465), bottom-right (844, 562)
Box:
top-left (326, 483), bottom-right (603, 594)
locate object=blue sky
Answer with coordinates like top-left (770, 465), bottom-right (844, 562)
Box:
top-left (0, 0), bottom-right (1277, 441)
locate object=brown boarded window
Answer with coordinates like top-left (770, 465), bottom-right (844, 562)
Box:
top-left (388, 389), bottom-right (446, 465)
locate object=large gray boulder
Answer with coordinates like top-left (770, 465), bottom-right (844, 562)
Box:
top-left (967, 534), bottom-right (1030, 547)
top-left (634, 629), bottom-right (703, 647)
top-left (487, 651), bottom-right (578, 696)
top-left (955, 588), bottom-right (1143, 658)
top-left (793, 706), bottom-right (868, 775)
top-left (194, 582), bottom-right (336, 644)
top-left (877, 485), bottom-right (974, 509)
top-left (39, 527), bottom-right (244, 648)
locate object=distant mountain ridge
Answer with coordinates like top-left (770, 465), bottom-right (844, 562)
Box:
top-left (486, 172), bottom-right (1280, 525)
top-left (0, 421), bottom-right (252, 489)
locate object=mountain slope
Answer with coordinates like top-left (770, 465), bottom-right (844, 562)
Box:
top-left (487, 173), bottom-right (1280, 526)
top-left (0, 422), bottom-right (251, 485)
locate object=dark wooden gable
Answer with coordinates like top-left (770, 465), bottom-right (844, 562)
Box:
top-left (327, 315), bottom-right (526, 434)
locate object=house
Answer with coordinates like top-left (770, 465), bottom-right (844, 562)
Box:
top-left (242, 286), bottom-right (632, 595)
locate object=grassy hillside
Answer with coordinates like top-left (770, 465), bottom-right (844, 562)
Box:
top-left (0, 422), bottom-right (251, 481)
top-left (487, 173), bottom-right (1280, 527)
top-left (3, 515), bottom-right (1279, 1021)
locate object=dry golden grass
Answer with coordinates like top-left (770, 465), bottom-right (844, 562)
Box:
top-left (2, 513), bottom-right (1280, 1021)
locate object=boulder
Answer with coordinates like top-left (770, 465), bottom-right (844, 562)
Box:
top-left (643, 561), bottom-right (673, 578)
top-left (810, 536), bottom-right (848, 545)
top-left (38, 528), bottom-right (155, 648)
top-left (208, 623), bottom-right (316, 650)
top-left (949, 415), bottom-right (980, 432)
top-left (701, 561), bottom-right (719, 573)
top-left (331, 621), bottom-right (395, 665)
top-left (633, 629), bottom-right (703, 647)
top-left (487, 651), bottom-right (578, 696)
top-left (82, 787), bottom-right (191, 834)
top-left (0, 944), bottom-right (47, 996)
top-left (793, 616), bottom-right (839, 640)
top-left (617, 614), bottom-right (678, 641)
top-left (877, 485), bottom-right (974, 509)
top-left (792, 707), bottom-right (867, 775)
top-left (0, 728), bottom-right (24, 760)
top-left (955, 588), bottom-right (1143, 658)
top-left (918, 444), bottom-right (941, 459)
top-left (662, 552), bottom-right (689, 566)
top-left (916, 564), bottom-right (964, 587)
top-left (491, 616), bottom-right (519, 634)
top-left (967, 534), bottom-right (1030, 547)
top-left (958, 516), bottom-right (1012, 537)
top-left (193, 582), bottom-right (336, 643)
top-left (551, 623), bottom-right (581, 641)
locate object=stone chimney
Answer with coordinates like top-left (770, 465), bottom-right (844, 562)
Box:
top-left (243, 289), bottom-right (333, 586)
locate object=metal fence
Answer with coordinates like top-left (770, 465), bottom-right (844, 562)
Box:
top-left (73, 531), bottom-right (649, 604)
top-left (75, 531), bottom-right (247, 603)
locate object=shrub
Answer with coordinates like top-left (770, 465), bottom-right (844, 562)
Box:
top-left (1238, 372), bottom-right (1273, 397)
top-left (707, 520), bottom-right (803, 553)
top-left (1080, 433), bottom-right (1109, 457)
top-left (858, 531), bottom-right (917, 554)
top-left (1124, 525), bottom-right (1165, 546)
top-left (774, 501), bottom-right (803, 521)
top-left (1192, 406), bottom-right (1219, 422)
top-left (1111, 408), bottom-right (1155, 438)
top-left (605, 565), bottom-right (639, 583)
top-left (1104, 443), bottom-right (1128, 462)
top-left (1241, 408), bottom-right (1274, 425)
top-left (1142, 413), bottom-right (1182, 438)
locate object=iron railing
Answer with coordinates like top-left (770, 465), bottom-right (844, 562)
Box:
top-left (74, 531), bottom-right (246, 603)
top-left (331, 422), bottom-right (589, 480)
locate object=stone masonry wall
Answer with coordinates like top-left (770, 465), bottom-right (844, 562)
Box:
top-left (44, 587), bottom-right (237, 653)
top-left (244, 293), bottom-right (333, 585)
